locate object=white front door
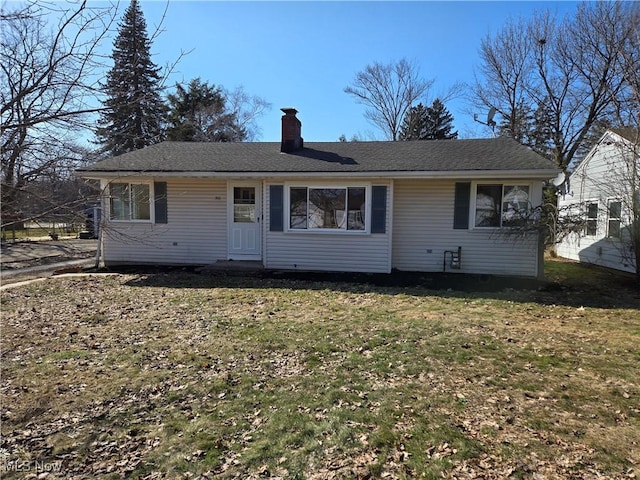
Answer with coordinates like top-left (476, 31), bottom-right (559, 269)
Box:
top-left (228, 182), bottom-right (262, 260)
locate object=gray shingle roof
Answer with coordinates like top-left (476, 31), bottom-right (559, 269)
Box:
top-left (78, 137), bottom-right (557, 174)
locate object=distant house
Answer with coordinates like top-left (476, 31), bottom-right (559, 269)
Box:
top-left (556, 128), bottom-right (639, 274)
top-left (78, 108), bottom-right (558, 279)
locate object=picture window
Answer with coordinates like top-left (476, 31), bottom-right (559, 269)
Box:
top-left (288, 186), bottom-right (367, 231)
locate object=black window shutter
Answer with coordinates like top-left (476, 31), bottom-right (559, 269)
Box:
top-left (270, 185), bottom-right (284, 231)
top-left (154, 181), bottom-right (168, 224)
top-left (453, 182), bottom-right (471, 229)
top-left (371, 186), bottom-right (387, 234)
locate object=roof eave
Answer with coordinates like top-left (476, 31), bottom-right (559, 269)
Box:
top-left (77, 168), bottom-right (559, 181)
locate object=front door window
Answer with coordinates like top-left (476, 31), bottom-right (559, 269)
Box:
top-left (234, 187), bottom-right (256, 223)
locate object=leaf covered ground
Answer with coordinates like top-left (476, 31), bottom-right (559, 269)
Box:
top-left (1, 260), bottom-right (639, 479)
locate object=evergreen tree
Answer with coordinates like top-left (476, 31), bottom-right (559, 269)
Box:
top-left (399, 100), bottom-right (457, 140)
top-left (400, 103), bottom-right (428, 140)
top-left (530, 99), bottom-right (555, 160)
top-left (166, 78), bottom-right (245, 142)
top-left (497, 99), bottom-right (555, 160)
top-left (497, 101), bottom-right (533, 144)
top-left (426, 99), bottom-right (458, 140)
top-left (96, 0), bottom-right (166, 156)
top-left (399, 103), bottom-right (430, 140)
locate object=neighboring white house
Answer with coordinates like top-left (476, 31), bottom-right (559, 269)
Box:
top-left (78, 108), bottom-right (559, 279)
top-left (556, 128), bottom-right (639, 274)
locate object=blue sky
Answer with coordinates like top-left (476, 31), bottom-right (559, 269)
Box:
top-left (118, 1), bottom-right (578, 141)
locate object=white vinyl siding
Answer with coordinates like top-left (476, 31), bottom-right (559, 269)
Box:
top-left (102, 178), bottom-right (227, 266)
top-left (264, 180), bottom-right (392, 273)
top-left (393, 179), bottom-right (541, 277)
top-left (557, 199), bottom-right (634, 273)
top-left (556, 132), bottom-right (636, 274)
top-left (100, 176), bottom-right (548, 277)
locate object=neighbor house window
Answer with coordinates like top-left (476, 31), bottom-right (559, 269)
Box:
top-left (109, 183), bottom-right (151, 221)
top-left (474, 184), bottom-right (530, 228)
top-left (289, 186), bottom-right (366, 231)
top-left (607, 200), bottom-right (622, 238)
top-left (585, 202), bottom-right (598, 236)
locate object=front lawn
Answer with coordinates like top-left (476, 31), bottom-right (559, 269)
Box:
top-left (1, 260), bottom-right (638, 479)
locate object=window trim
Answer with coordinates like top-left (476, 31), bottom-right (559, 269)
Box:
top-left (108, 181), bottom-right (155, 223)
top-left (284, 183), bottom-right (372, 234)
top-left (606, 198), bottom-right (622, 239)
top-left (470, 181), bottom-right (533, 229)
top-left (584, 200), bottom-right (599, 237)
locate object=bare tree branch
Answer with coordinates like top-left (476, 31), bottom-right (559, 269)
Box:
top-left (224, 86), bottom-right (272, 141)
top-left (1, 0), bottom-right (116, 226)
top-left (345, 58), bottom-right (434, 141)
top-left (472, 1), bottom-right (639, 170)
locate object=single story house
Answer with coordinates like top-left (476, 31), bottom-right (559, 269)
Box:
top-left (78, 108), bottom-right (558, 278)
top-left (556, 128), bottom-right (638, 274)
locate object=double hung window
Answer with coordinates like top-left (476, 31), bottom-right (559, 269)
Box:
top-left (585, 202), bottom-right (598, 236)
top-left (289, 186), bottom-right (366, 231)
top-left (607, 200), bottom-right (621, 238)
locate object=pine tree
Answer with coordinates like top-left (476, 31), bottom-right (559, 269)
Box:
top-left (497, 99), bottom-right (555, 160)
top-left (498, 100), bottom-right (533, 144)
top-left (426, 99), bottom-right (458, 140)
top-left (166, 78), bottom-right (245, 142)
top-left (96, 0), bottom-right (166, 156)
top-left (399, 100), bottom-right (457, 140)
top-left (399, 103), bottom-right (429, 140)
top-left (530, 99), bottom-right (555, 160)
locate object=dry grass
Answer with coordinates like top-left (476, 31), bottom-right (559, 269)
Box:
top-left (1, 259), bottom-right (638, 479)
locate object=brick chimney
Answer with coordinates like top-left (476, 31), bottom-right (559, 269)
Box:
top-left (281, 108), bottom-right (303, 153)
